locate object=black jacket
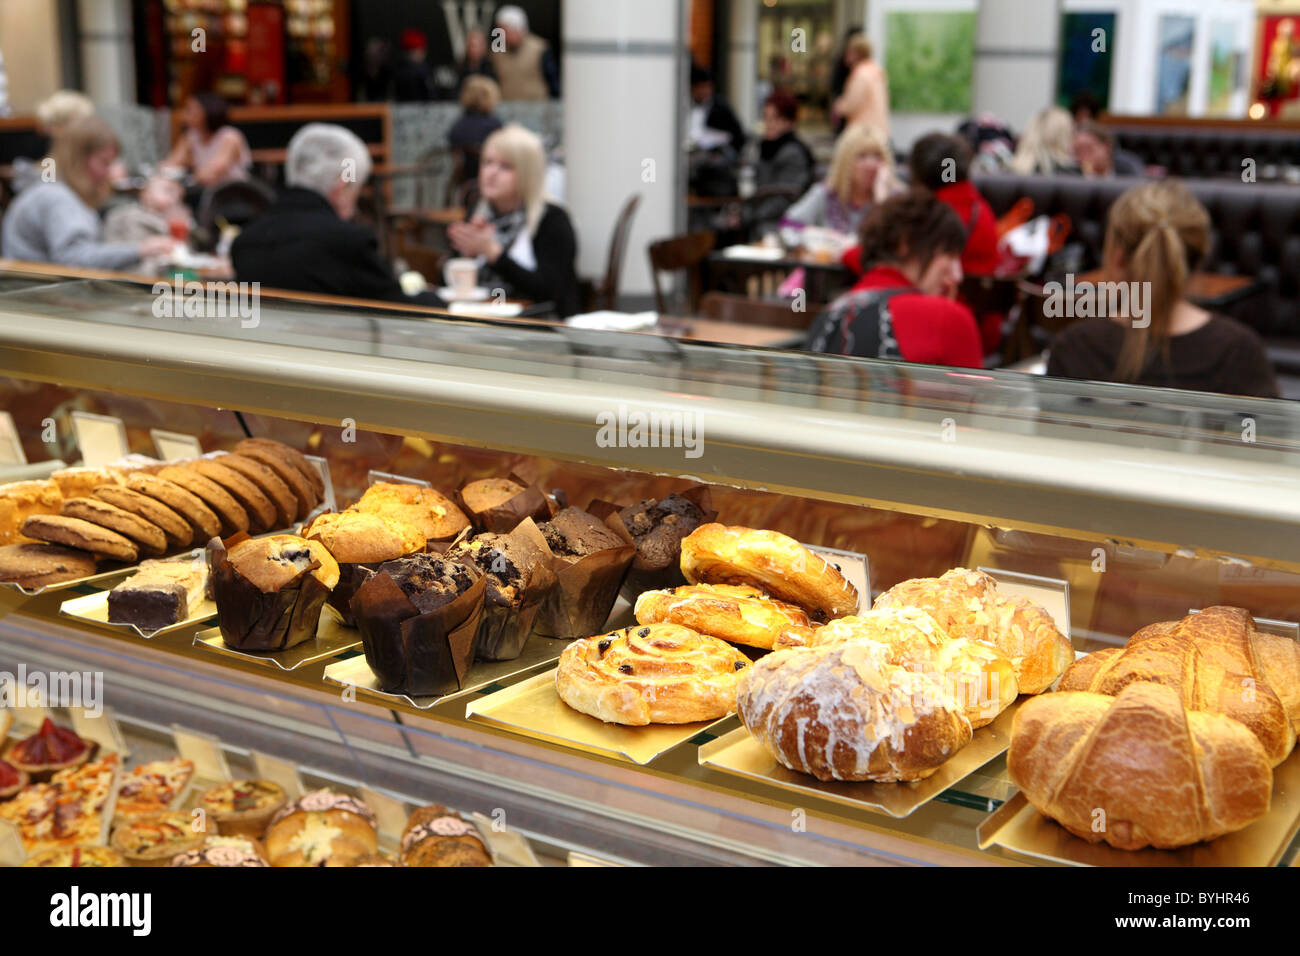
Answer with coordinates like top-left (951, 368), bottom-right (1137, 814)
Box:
top-left (480, 203), bottom-right (580, 317)
top-left (231, 187), bottom-right (436, 305)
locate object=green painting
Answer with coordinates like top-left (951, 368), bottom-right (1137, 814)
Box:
top-left (884, 10), bottom-right (976, 113)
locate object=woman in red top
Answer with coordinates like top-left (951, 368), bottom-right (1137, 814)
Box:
top-left (805, 192), bottom-right (983, 368)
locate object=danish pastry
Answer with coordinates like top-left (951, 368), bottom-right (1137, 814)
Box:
top-left (874, 568), bottom-right (1073, 694)
top-left (555, 623), bottom-right (752, 725)
top-left (634, 583), bottom-right (815, 650)
top-left (679, 523), bottom-right (859, 621)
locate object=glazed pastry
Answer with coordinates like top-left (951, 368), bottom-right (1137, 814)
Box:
top-left (21, 514), bottom-right (138, 562)
top-left (874, 568), bottom-right (1073, 694)
top-left (0, 757), bottom-right (27, 799)
top-left (680, 524), bottom-right (859, 622)
top-left (169, 835), bottom-right (269, 867)
top-left (214, 453), bottom-right (298, 526)
top-left (1009, 682), bottom-right (1272, 850)
top-left (555, 623), bottom-right (753, 725)
top-left (5, 718), bottom-right (91, 778)
top-left (110, 810), bottom-right (205, 866)
top-left (92, 484), bottom-right (193, 549)
top-left (634, 583), bottom-right (814, 651)
top-left (446, 528), bottom-right (557, 660)
top-left (108, 557), bottom-right (209, 631)
top-left (234, 438), bottom-right (325, 499)
top-left (0, 542), bottom-right (97, 588)
top-left (158, 465), bottom-right (249, 536)
top-left (126, 473), bottom-right (222, 542)
top-left (353, 482), bottom-right (470, 543)
top-left (303, 509), bottom-right (426, 625)
top-left (229, 443), bottom-right (319, 519)
top-left (264, 790), bottom-right (379, 867)
top-left (209, 534), bottom-right (340, 651)
top-left (0, 479), bottom-right (63, 546)
top-left (198, 778), bottom-right (288, 838)
top-left (113, 757), bottom-right (195, 822)
top-left (736, 634), bottom-right (972, 782)
top-left (401, 804), bottom-right (491, 867)
top-left (61, 496), bottom-right (167, 556)
top-left (1059, 606), bottom-right (1296, 765)
top-left (22, 845), bottom-right (125, 867)
top-left (190, 458), bottom-right (278, 531)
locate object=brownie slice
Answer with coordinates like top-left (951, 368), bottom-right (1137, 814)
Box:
top-left (618, 494), bottom-right (709, 571)
top-left (375, 552), bottom-right (478, 614)
top-left (539, 507), bottom-right (623, 560)
top-left (108, 558), bottom-right (207, 630)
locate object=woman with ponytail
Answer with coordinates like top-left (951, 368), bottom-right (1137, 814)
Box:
top-left (1047, 181), bottom-right (1278, 398)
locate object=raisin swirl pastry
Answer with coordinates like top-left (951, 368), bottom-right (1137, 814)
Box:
top-left (555, 623), bottom-right (752, 725)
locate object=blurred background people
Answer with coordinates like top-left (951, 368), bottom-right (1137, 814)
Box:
top-left (160, 93), bottom-right (252, 190)
top-left (805, 192), bottom-right (981, 368)
top-left (829, 26), bottom-right (864, 135)
top-left (1010, 106), bottom-right (1080, 175)
top-left (688, 64), bottom-right (745, 155)
top-left (2, 116), bottom-right (174, 269)
top-left (8, 90), bottom-right (96, 194)
top-left (492, 5), bottom-right (559, 101)
top-left (908, 132), bottom-right (999, 276)
top-left (447, 123), bottom-right (578, 316)
top-left (1073, 120), bottom-right (1144, 178)
top-left (392, 28), bottom-right (436, 102)
top-left (750, 90), bottom-right (814, 231)
top-left (104, 175), bottom-right (192, 244)
top-left (1048, 181), bottom-right (1277, 397)
top-left (448, 76), bottom-right (504, 185)
top-left (783, 124), bottom-right (900, 237)
top-left (832, 34), bottom-right (890, 140)
top-left (459, 28), bottom-right (497, 87)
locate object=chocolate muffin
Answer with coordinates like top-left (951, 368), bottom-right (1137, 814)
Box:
top-left (459, 477), bottom-right (552, 533)
top-left (447, 529), bottom-right (557, 660)
top-left (303, 510), bottom-right (425, 625)
top-left (534, 508), bottom-right (635, 639)
top-left (378, 552), bottom-right (478, 613)
top-left (616, 493), bottom-right (715, 598)
top-left (540, 507), bottom-right (625, 562)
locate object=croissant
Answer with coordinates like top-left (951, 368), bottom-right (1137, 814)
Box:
top-left (1008, 682), bottom-right (1272, 850)
top-left (1059, 606), bottom-right (1296, 765)
top-left (736, 609), bottom-right (978, 782)
top-left (874, 568), bottom-right (1073, 694)
top-left (782, 608), bottom-right (1018, 728)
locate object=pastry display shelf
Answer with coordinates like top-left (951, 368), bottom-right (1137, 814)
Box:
top-left (1, 278), bottom-right (1299, 572)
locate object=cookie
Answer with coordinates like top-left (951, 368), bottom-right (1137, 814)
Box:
top-left (215, 454), bottom-right (297, 526)
top-left (0, 542), bottom-right (98, 587)
top-left (126, 474), bottom-right (222, 543)
top-left (234, 438), bottom-right (324, 498)
top-left (21, 515), bottom-right (139, 562)
top-left (188, 459), bottom-right (277, 531)
top-left (92, 485), bottom-right (192, 549)
top-left (158, 467), bottom-right (249, 536)
top-left (61, 498), bottom-right (167, 556)
top-left (228, 444), bottom-right (318, 519)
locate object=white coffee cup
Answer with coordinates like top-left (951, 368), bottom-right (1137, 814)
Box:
top-left (444, 258), bottom-right (478, 296)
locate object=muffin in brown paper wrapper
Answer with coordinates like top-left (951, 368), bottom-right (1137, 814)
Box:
top-left (458, 473), bottom-right (554, 534)
top-left (597, 487), bottom-right (717, 603)
top-left (533, 510), bottom-right (635, 640)
top-left (327, 560), bottom-right (384, 626)
top-left (449, 519), bottom-right (559, 662)
top-left (350, 560), bottom-right (487, 696)
top-left (208, 538), bottom-right (331, 652)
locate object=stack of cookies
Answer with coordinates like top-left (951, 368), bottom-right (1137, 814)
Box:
top-left (0, 439), bottom-right (323, 589)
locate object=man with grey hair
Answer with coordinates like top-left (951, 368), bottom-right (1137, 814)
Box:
top-left (232, 123), bottom-right (441, 304)
top-left (491, 5), bottom-right (559, 100)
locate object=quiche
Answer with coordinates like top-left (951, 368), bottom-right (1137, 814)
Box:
top-left (22, 845), bottom-right (125, 867)
top-left (198, 778), bottom-right (287, 838)
top-left (113, 758), bottom-right (195, 823)
top-left (110, 810), bottom-right (204, 865)
top-left (0, 753), bottom-right (119, 853)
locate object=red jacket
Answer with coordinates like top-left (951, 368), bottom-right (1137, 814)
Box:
top-left (841, 265), bottom-right (983, 368)
top-left (840, 181), bottom-right (999, 277)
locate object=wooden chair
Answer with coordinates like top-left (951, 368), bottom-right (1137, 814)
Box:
top-left (647, 231), bottom-right (716, 314)
top-left (580, 193), bottom-right (641, 312)
top-left (699, 292), bottom-right (811, 331)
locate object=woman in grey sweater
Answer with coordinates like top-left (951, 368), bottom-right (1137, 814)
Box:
top-left (2, 116), bottom-right (173, 270)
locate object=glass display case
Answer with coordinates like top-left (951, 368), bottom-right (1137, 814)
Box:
top-left (0, 272), bottom-right (1297, 867)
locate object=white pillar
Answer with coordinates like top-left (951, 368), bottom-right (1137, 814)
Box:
top-left (563, 0), bottom-right (687, 301)
top-left (972, 0), bottom-right (1061, 130)
top-left (77, 0), bottom-right (135, 105)
top-left (728, 0), bottom-right (758, 132)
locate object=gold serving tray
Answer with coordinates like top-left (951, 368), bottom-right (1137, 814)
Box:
top-left (1, 564), bottom-right (134, 597)
top-left (697, 700), bottom-right (1021, 818)
top-left (977, 747), bottom-right (1300, 866)
top-left (465, 670), bottom-right (732, 765)
top-left (193, 606), bottom-right (362, 671)
top-left (322, 633), bottom-right (570, 710)
top-left (59, 590), bottom-right (216, 639)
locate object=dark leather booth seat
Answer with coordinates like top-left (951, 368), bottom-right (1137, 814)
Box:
top-left (973, 173), bottom-right (1300, 339)
top-left (1107, 124), bottom-right (1300, 179)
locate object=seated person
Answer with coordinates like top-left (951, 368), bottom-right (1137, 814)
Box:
top-left (447, 75), bottom-right (504, 184)
top-left (2, 116), bottom-right (175, 269)
top-left (1073, 120), bottom-right (1144, 178)
top-left (804, 192), bottom-right (982, 369)
top-left (159, 93), bottom-right (252, 190)
top-left (1009, 106), bottom-right (1080, 176)
top-left (231, 123), bottom-right (441, 305)
top-left (751, 90), bottom-right (815, 231)
top-left (8, 90), bottom-right (96, 194)
top-left (446, 123), bottom-right (579, 317)
top-left (689, 64), bottom-right (745, 154)
top-left (104, 175), bottom-right (192, 243)
top-left (1047, 181), bottom-right (1278, 398)
top-left (907, 132), bottom-right (999, 276)
top-left (784, 124), bottom-right (900, 238)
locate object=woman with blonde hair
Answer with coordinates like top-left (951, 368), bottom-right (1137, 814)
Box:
top-left (782, 124), bottom-right (901, 237)
top-left (1009, 106), bottom-right (1078, 175)
top-left (2, 115), bottom-right (175, 268)
top-left (1047, 181), bottom-right (1277, 397)
top-left (447, 123), bottom-right (579, 316)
